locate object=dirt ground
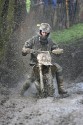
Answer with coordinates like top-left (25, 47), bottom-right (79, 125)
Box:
top-left (0, 82), bottom-right (83, 125)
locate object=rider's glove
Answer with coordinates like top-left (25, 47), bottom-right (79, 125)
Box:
top-left (22, 47), bottom-right (32, 56)
top-left (52, 48), bottom-right (63, 55)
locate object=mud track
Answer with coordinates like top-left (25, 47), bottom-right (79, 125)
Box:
top-left (0, 82), bottom-right (83, 125)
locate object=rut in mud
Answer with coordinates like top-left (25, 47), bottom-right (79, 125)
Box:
top-left (0, 82), bottom-right (83, 125)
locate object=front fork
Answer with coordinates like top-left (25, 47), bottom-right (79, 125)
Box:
top-left (38, 64), bottom-right (44, 92)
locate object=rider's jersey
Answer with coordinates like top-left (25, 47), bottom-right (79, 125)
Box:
top-left (23, 35), bottom-right (58, 65)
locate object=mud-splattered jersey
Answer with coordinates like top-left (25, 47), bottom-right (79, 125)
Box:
top-left (23, 35), bottom-right (58, 65)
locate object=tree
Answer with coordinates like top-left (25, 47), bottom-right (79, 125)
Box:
top-left (0, 0), bottom-right (26, 61)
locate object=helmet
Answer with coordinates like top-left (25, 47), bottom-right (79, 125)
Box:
top-left (39, 23), bottom-right (51, 33)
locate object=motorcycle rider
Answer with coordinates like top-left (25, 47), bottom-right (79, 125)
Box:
top-left (21, 23), bottom-right (68, 97)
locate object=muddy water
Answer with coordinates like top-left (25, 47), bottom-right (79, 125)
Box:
top-left (0, 82), bottom-right (83, 125)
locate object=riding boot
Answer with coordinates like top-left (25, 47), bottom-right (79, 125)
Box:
top-left (56, 73), bottom-right (68, 95)
top-left (20, 82), bottom-right (30, 96)
top-left (20, 76), bottom-right (34, 96)
top-left (51, 64), bottom-right (69, 97)
top-left (21, 66), bottom-right (36, 96)
top-left (58, 81), bottom-right (67, 94)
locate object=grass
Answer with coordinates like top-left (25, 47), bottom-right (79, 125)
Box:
top-left (51, 23), bottom-right (83, 44)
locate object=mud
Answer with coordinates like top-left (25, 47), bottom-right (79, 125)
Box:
top-left (0, 82), bottom-right (83, 125)
top-left (0, 34), bottom-right (83, 125)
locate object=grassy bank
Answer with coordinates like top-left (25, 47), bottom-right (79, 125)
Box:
top-left (51, 23), bottom-right (83, 44)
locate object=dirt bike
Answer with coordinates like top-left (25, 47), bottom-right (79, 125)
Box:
top-left (30, 48), bottom-right (63, 98)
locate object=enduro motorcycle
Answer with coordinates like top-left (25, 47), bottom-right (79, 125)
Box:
top-left (31, 48), bottom-right (63, 98)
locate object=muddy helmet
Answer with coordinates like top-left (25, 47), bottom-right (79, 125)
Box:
top-left (39, 23), bottom-right (51, 33)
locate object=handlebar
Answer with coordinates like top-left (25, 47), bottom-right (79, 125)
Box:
top-left (30, 48), bottom-right (63, 54)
